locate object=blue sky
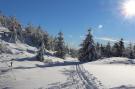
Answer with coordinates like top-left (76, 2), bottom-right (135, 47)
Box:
top-left (0, 0), bottom-right (135, 48)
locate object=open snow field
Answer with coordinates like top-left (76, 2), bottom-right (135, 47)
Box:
top-left (83, 58), bottom-right (135, 89)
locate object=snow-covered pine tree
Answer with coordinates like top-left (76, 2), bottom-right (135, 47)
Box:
top-left (55, 31), bottom-right (66, 59)
top-left (112, 39), bottom-right (125, 57)
top-left (112, 43), bottom-right (119, 57)
top-left (24, 23), bottom-right (35, 45)
top-left (100, 44), bottom-right (106, 58)
top-left (118, 38), bottom-right (125, 57)
top-left (36, 40), bottom-right (45, 62)
top-left (86, 30), bottom-right (97, 61)
top-left (126, 43), bottom-right (134, 59)
top-left (133, 45), bottom-right (135, 57)
top-left (65, 44), bottom-right (70, 55)
top-left (129, 50), bottom-right (134, 59)
top-left (96, 42), bottom-right (101, 59)
top-left (49, 35), bottom-right (56, 51)
top-left (105, 42), bottom-right (111, 57)
top-left (0, 11), bottom-right (7, 27)
top-left (35, 26), bottom-right (44, 46)
top-left (79, 29), bottom-right (97, 62)
top-left (25, 23), bottom-right (33, 33)
top-left (134, 45), bottom-right (135, 53)
top-left (25, 25), bottom-right (46, 47)
top-left (0, 11), bottom-right (4, 26)
top-left (8, 16), bottom-right (23, 43)
top-left (54, 36), bottom-right (58, 51)
top-left (70, 48), bottom-right (78, 58)
top-left (43, 31), bottom-right (50, 50)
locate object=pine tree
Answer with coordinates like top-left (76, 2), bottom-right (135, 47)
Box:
top-left (36, 40), bottom-right (45, 62)
top-left (49, 36), bottom-right (57, 51)
top-left (43, 31), bottom-right (50, 50)
top-left (133, 45), bottom-right (135, 56)
top-left (70, 48), bottom-right (78, 58)
top-left (8, 17), bottom-right (22, 43)
top-left (118, 38), bottom-right (125, 57)
top-left (129, 50), bottom-right (134, 59)
top-left (65, 44), bottom-right (70, 55)
top-left (0, 11), bottom-right (7, 27)
top-left (25, 23), bottom-right (33, 33)
top-left (55, 32), bottom-right (66, 59)
top-left (79, 29), bottom-right (97, 62)
top-left (127, 43), bottom-right (134, 59)
top-left (96, 42), bottom-right (101, 59)
top-left (105, 42), bottom-right (111, 57)
top-left (24, 25), bottom-right (47, 47)
top-left (100, 44), bottom-right (106, 57)
top-left (112, 42), bottom-right (119, 57)
top-left (0, 11), bottom-right (4, 26)
top-left (8, 17), bottom-right (18, 43)
top-left (112, 39), bottom-right (125, 57)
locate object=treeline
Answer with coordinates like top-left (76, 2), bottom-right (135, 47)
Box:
top-left (0, 11), bottom-right (78, 60)
top-left (1, 11), bottom-right (134, 62)
top-left (79, 29), bottom-right (135, 62)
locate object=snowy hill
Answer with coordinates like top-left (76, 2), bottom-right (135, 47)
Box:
top-left (0, 41), bottom-right (79, 89)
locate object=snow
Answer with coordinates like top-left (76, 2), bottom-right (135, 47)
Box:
top-left (0, 26), bottom-right (10, 33)
top-left (0, 40), bottom-right (37, 55)
top-left (0, 41), bottom-right (79, 89)
top-left (0, 53), bottom-right (73, 89)
top-left (11, 64), bottom-right (69, 89)
top-left (1, 40), bottom-right (135, 89)
top-left (83, 57), bottom-right (135, 89)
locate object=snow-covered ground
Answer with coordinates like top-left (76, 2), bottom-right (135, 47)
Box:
top-left (1, 41), bottom-right (135, 89)
top-left (83, 57), bottom-right (135, 89)
top-left (0, 41), bottom-right (77, 89)
top-left (0, 53), bottom-right (71, 89)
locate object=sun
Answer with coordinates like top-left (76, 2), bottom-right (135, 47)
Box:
top-left (122, 0), bottom-right (135, 18)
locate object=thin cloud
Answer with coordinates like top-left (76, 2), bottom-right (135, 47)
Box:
top-left (95, 37), bottom-right (117, 42)
top-left (95, 37), bottom-right (132, 43)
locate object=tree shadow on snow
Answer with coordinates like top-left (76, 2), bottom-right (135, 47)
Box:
top-left (0, 68), bottom-right (10, 75)
top-left (13, 66), bottom-right (36, 70)
top-left (16, 56), bottom-right (37, 61)
top-left (110, 85), bottom-right (135, 89)
top-left (2, 87), bottom-right (11, 89)
top-left (46, 67), bottom-right (80, 89)
top-left (109, 59), bottom-right (135, 65)
top-left (36, 61), bottom-right (81, 68)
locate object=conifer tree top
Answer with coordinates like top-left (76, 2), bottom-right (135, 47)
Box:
top-left (58, 31), bottom-right (63, 36)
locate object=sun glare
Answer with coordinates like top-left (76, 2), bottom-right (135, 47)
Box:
top-left (122, 0), bottom-right (135, 18)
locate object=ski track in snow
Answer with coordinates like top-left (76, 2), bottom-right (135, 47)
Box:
top-left (47, 63), bottom-right (103, 89)
top-left (76, 64), bottom-right (98, 89)
top-left (76, 64), bottom-right (104, 89)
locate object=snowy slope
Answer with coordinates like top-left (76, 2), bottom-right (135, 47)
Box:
top-left (1, 40), bottom-right (37, 55)
top-left (83, 57), bottom-right (135, 89)
top-left (0, 42), bottom-right (80, 89)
